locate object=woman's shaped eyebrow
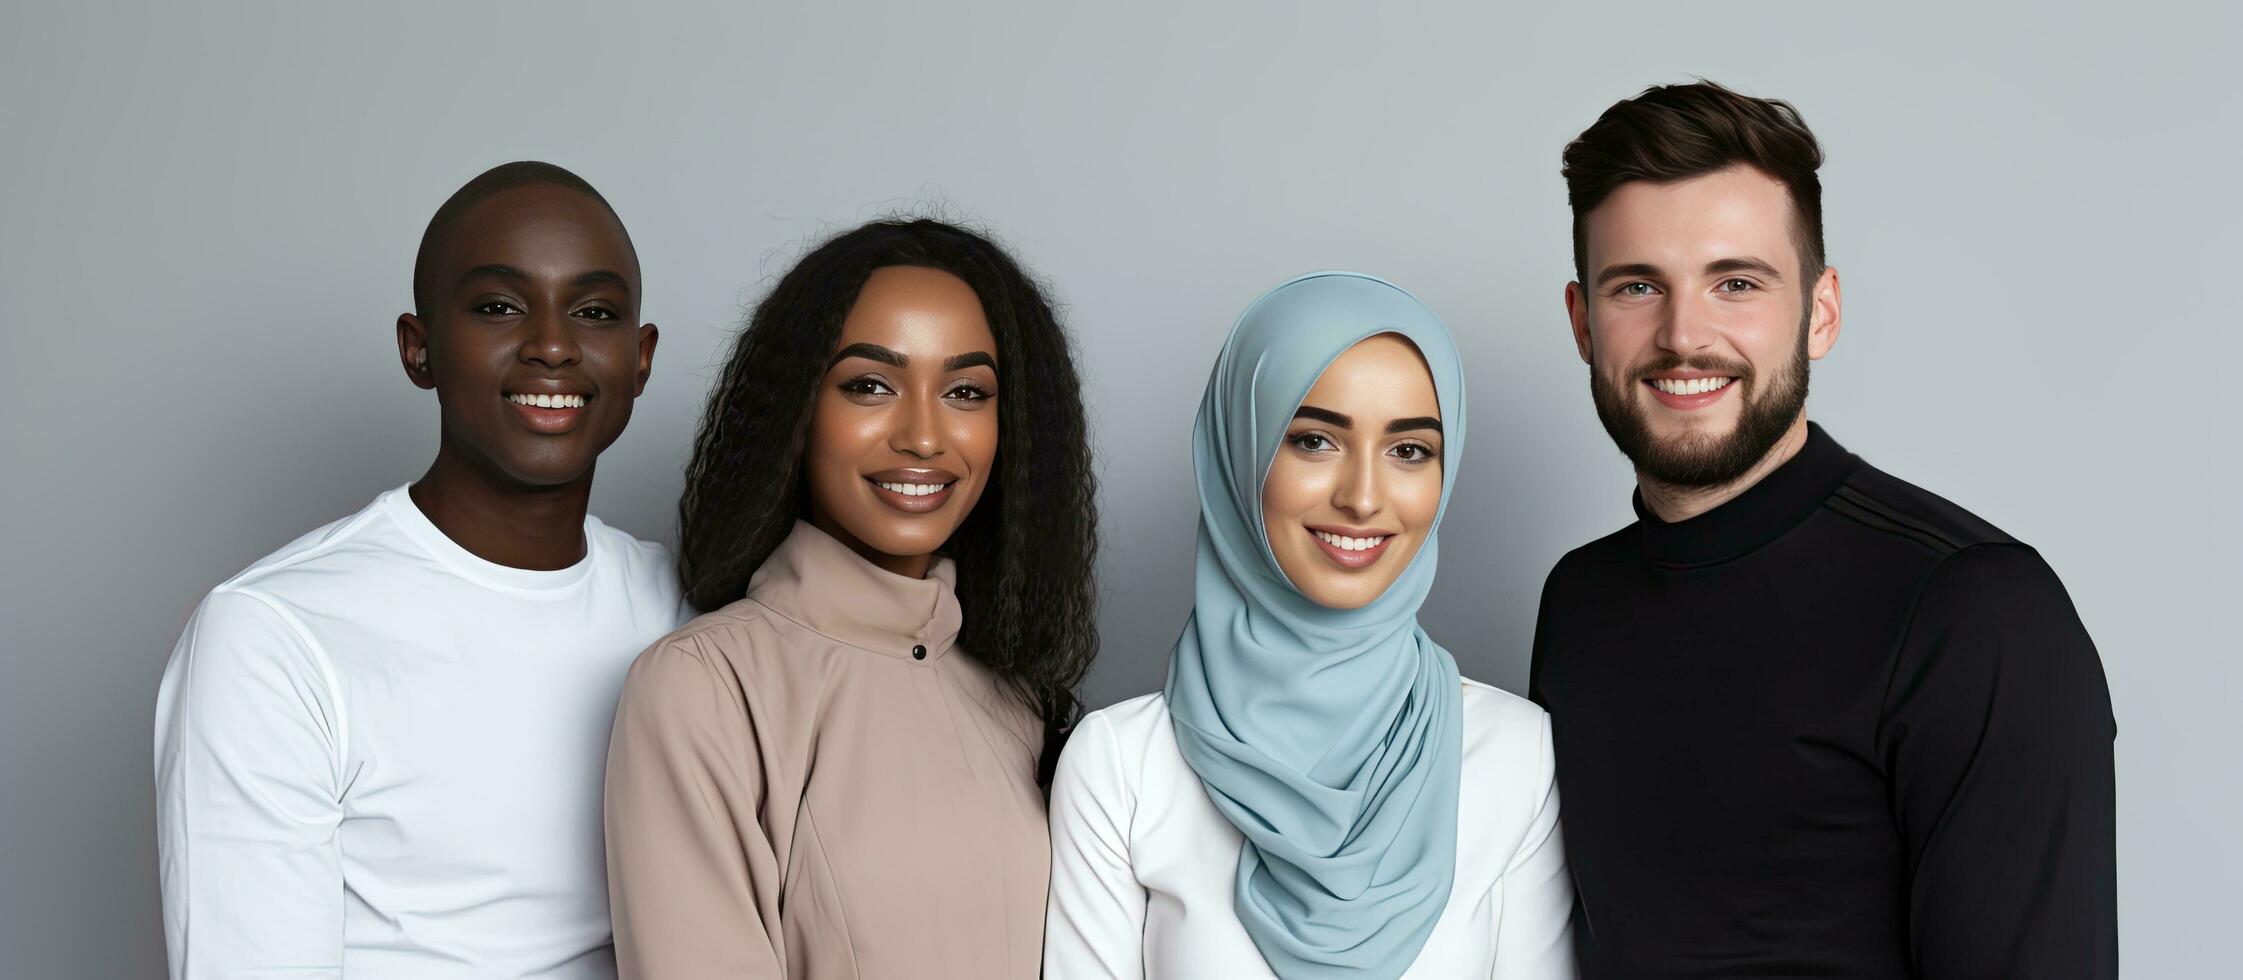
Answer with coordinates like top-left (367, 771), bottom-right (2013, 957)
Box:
top-left (1294, 405), bottom-right (1442, 434)
top-left (827, 343), bottom-right (996, 371)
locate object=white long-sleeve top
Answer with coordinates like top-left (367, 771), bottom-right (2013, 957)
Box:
top-left (152, 486), bottom-right (688, 979)
top-left (1044, 678), bottom-right (1576, 979)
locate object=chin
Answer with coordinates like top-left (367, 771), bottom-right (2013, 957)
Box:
top-left (852, 522), bottom-right (956, 559)
top-left (1300, 583), bottom-right (1383, 611)
top-left (1290, 567), bottom-right (1397, 610)
top-left (493, 457), bottom-right (596, 489)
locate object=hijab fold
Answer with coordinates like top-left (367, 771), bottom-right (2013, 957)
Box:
top-left (1165, 272), bottom-right (1467, 978)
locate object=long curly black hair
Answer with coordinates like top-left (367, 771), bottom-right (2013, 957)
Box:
top-left (679, 217), bottom-right (1099, 783)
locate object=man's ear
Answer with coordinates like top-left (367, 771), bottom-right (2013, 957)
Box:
top-left (633, 323), bottom-right (659, 396)
top-left (1806, 266), bottom-right (1842, 361)
top-left (1564, 281), bottom-right (1594, 365)
top-left (397, 313), bottom-right (436, 390)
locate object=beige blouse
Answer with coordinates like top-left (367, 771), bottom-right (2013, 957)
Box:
top-left (604, 521), bottom-right (1049, 979)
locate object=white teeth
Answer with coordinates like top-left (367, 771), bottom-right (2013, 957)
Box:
top-left (878, 482), bottom-right (950, 497)
top-left (507, 393), bottom-right (586, 408)
top-left (1650, 377), bottom-right (1734, 396)
top-left (1314, 530), bottom-right (1389, 552)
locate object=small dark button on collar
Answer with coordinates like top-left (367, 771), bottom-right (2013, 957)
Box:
top-left (911, 644), bottom-right (927, 660)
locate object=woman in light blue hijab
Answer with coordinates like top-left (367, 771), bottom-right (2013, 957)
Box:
top-left (1045, 273), bottom-right (1576, 979)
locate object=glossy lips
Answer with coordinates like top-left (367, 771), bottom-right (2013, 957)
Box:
top-left (866, 468), bottom-right (959, 514)
top-left (1306, 525), bottom-right (1394, 570)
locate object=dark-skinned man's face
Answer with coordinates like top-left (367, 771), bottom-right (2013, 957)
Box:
top-left (397, 184), bottom-right (656, 488)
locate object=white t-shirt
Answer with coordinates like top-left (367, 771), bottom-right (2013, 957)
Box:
top-left (153, 486), bottom-right (690, 979)
top-left (1044, 678), bottom-right (1577, 979)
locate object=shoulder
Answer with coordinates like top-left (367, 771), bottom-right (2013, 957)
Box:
top-left (1070, 692), bottom-right (1170, 757)
top-left (1082, 691), bottom-right (1170, 736)
top-left (1824, 463), bottom-right (2018, 557)
top-left (1885, 543), bottom-right (2112, 734)
top-left (172, 587), bottom-right (324, 672)
top-left (1455, 679), bottom-right (1562, 870)
top-left (216, 493), bottom-right (397, 601)
top-left (1057, 693), bottom-right (1170, 789)
top-left (1906, 542), bottom-right (2093, 652)
top-left (586, 518), bottom-right (688, 600)
top-left (625, 595), bottom-right (835, 705)
top-left (1821, 465), bottom-right (2094, 650)
top-left (1459, 678), bottom-right (1553, 768)
top-left (586, 517), bottom-right (679, 577)
top-left (178, 493), bottom-right (393, 670)
top-left (1540, 523), bottom-right (1639, 593)
top-left (625, 600), bottom-right (771, 682)
top-left (160, 588), bottom-right (346, 740)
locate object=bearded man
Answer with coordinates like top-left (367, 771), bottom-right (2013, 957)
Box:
top-left (1528, 81), bottom-right (2118, 980)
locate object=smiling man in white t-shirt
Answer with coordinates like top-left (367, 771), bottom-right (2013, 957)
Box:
top-left (153, 161), bottom-right (689, 979)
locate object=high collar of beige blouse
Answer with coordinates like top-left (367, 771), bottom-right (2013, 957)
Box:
top-left (746, 520), bottom-right (964, 663)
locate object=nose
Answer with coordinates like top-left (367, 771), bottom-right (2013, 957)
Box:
top-left (519, 305), bottom-right (583, 370)
top-left (888, 389), bottom-right (944, 460)
top-left (1331, 446), bottom-right (1381, 521)
top-left (1652, 293), bottom-right (1714, 355)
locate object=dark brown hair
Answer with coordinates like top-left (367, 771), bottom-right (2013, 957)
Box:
top-left (679, 217), bottom-right (1098, 785)
top-left (1562, 80), bottom-right (1825, 286)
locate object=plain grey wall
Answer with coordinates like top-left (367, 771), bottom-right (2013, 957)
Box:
top-left (3, 2), bottom-right (2233, 975)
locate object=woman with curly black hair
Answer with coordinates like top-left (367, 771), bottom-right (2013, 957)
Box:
top-left (602, 218), bottom-right (1098, 979)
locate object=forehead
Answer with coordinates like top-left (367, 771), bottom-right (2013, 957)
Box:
top-left (436, 184), bottom-right (639, 285)
top-left (837, 266), bottom-right (994, 355)
top-left (1300, 333), bottom-right (1439, 419)
top-left (1584, 164), bottom-right (1797, 269)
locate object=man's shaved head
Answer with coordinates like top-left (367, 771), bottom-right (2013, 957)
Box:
top-left (412, 161), bottom-right (633, 317)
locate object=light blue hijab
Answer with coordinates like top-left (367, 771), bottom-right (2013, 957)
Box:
top-left (1165, 272), bottom-right (1466, 978)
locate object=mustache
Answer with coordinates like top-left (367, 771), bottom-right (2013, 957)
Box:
top-left (1629, 353), bottom-right (1752, 381)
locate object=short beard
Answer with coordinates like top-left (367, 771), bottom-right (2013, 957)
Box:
top-left (1589, 315), bottom-right (1810, 489)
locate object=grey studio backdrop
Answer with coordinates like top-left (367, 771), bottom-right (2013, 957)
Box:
top-left (2, 2), bottom-right (2234, 975)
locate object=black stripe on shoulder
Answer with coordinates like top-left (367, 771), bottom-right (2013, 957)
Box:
top-left (1827, 489), bottom-right (1961, 554)
top-left (1823, 465), bottom-right (2017, 556)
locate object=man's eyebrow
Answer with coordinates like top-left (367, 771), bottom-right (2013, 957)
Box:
top-left (1705, 257), bottom-right (1784, 281)
top-left (1386, 416), bottom-right (1442, 435)
top-left (1293, 405), bottom-right (1351, 428)
top-left (458, 264), bottom-right (530, 285)
top-left (1594, 262), bottom-right (1663, 286)
top-left (943, 351), bottom-right (996, 372)
top-left (573, 269), bottom-right (634, 292)
top-left (827, 343), bottom-right (906, 369)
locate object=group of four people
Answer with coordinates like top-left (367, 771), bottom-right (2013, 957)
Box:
top-left (153, 80), bottom-right (2116, 978)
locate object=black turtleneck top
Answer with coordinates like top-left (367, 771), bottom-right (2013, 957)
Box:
top-left (1529, 423), bottom-right (2117, 979)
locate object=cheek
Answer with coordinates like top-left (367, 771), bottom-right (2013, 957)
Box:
top-left (1734, 310), bottom-right (1800, 365)
top-left (953, 407), bottom-right (1000, 475)
top-left (1587, 310), bottom-right (1651, 368)
top-left (806, 397), bottom-right (877, 482)
top-left (1259, 455), bottom-right (1327, 531)
top-left (1397, 466), bottom-right (1444, 530)
top-left (588, 331), bottom-right (644, 377)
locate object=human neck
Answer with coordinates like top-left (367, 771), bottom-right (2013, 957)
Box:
top-left (409, 442), bottom-right (593, 571)
top-left (1636, 414), bottom-right (1811, 524)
